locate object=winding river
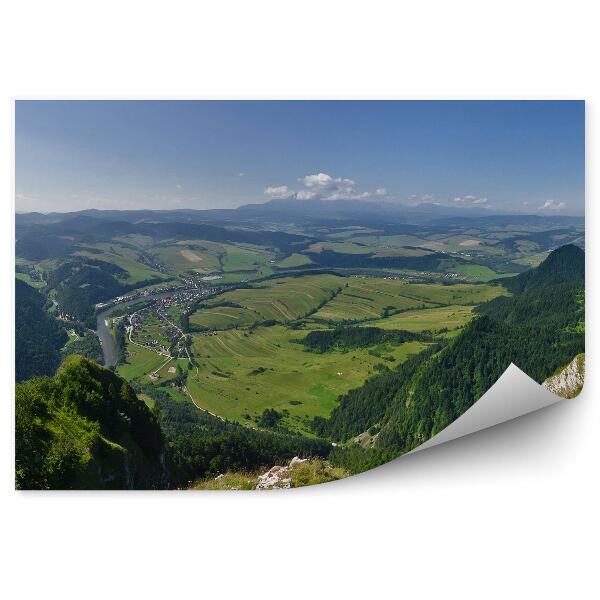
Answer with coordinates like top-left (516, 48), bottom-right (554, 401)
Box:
top-left (95, 291), bottom-right (172, 367)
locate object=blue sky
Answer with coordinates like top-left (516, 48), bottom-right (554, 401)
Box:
top-left (15, 100), bottom-right (584, 215)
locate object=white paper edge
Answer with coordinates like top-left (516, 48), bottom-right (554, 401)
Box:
top-left (408, 363), bottom-right (563, 455)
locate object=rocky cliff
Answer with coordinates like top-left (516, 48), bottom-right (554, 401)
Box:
top-left (542, 353), bottom-right (585, 399)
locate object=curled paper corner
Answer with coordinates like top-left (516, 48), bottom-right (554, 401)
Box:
top-left (409, 363), bottom-right (565, 455)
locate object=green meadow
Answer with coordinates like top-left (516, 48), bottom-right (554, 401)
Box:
top-left (117, 345), bottom-right (166, 381)
top-left (187, 324), bottom-right (429, 434)
top-left (364, 305), bottom-right (475, 333)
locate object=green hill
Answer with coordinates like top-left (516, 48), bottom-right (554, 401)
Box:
top-left (319, 244), bottom-right (585, 472)
top-left (475, 244), bottom-right (585, 328)
top-left (15, 356), bottom-right (168, 489)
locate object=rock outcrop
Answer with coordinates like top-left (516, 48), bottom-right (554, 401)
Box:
top-left (542, 353), bottom-right (585, 399)
top-left (255, 456), bottom-right (307, 490)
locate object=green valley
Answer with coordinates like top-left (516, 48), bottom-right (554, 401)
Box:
top-left (14, 205), bottom-right (585, 490)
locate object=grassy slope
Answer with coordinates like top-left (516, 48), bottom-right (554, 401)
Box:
top-left (187, 324), bottom-right (428, 434)
top-left (190, 306), bottom-right (260, 330)
top-left (200, 274), bottom-right (345, 323)
top-left (117, 345), bottom-right (166, 380)
top-left (363, 305), bottom-right (475, 332)
top-left (74, 243), bottom-right (167, 284)
top-left (311, 279), bottom-right (506, 322)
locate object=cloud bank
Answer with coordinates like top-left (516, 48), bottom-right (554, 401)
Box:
top-left (538, 200), bottom-right (567, 211)
top-left (264, 172), bottom-right (387, 202)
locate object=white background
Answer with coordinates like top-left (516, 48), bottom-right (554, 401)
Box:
top-left (0, 1), bottom-right (597, 598)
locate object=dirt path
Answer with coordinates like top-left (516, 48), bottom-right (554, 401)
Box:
top-left (182, 385), bottom-right (225, 421)
top-left (214, 335), bottom-right (243, 357)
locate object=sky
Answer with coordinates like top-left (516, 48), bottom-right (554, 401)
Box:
top-left (15, 100), bottom-right (585, 215)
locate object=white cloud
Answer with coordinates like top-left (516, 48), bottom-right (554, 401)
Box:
top-left (238, 172), bottom-right (245, 177)
top-left (407, 193), bottom-right (437, 205)
top-left (264, 172), bottom-right (389, 202)
top-left (296, 189), bottom-right (317, 200)
top-left (302, 172), bottom-right (352, 191)
top-left (538, 200), bottom-right (567, 211)
top-left (175, 183), bottom-right (182, 190)
top-left (301, 173), bottom-right (360, 200)
top-left (453, 195), bottom-right (489, 206)
top-left (264, 185), bottom-right (291, 199)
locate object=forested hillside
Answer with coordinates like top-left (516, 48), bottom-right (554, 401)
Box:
top-left (15, 356), bottom-right (168, 489)
top-left (136, 385), bottom-right (331, 486)
top-left (48, 258), bottom-right (163, 326)
top-left (15, 279), bottom-right (67, 382)
top-left (322, 245), bottom-right (585, 472)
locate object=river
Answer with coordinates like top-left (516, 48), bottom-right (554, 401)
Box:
top-left (95, 291), bottom-right (172, 367)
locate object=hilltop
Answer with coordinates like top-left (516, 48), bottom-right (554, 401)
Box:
top-left (15, 356), bottom-right (168, 489)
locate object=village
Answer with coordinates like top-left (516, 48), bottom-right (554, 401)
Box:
top-left (115, 283), bottom-right (226, 367)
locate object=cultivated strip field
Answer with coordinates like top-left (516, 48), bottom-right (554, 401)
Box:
top-left (189, 306), bottom-right (260, 330)
top-left (310, 278), bottom-right (507, 322)
top-left (199, 274), bottom-right (345, 323)
top-left (364, 305), bottom-right (475, 333)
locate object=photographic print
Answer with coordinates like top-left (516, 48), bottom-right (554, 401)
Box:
top-left (14, 100), bottom-right (585, 490)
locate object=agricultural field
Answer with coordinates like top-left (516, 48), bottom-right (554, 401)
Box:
top-left (199, 274), bottom-right (345, 323)
top-left (305, 241), bottom-right (374, 254)
top-left (174, 274), bottom-right (510, 431)
top-left (154, 357), bottom-right (189, 383)
top-left (512, 251), bottom-right (551, 267)
top-left (344, 233), bottom-right (431, 248)
top-left (309, 277), bottom-right (507, 323)
top-left (15, 271), bottom-right (45, 288)
top-left (74, 242), bottom-right (168, 284)
top-left (364, 305), bottom-right (475, 333)
top-left (189, 305), bottom-right (260, 330)
top-left (117, 345), bottom-right (166, 381)
top-left (275, 253), bottom-right (313, 268)
top-left (145, 239), bottom-right (277, 280)
top-left (187, 324), bottom-right (430, 434)
top-left (220, 242), bottom-right (275, 272)
top-left (371, 246), bottom-right (433, 257)
top-left (449, 262), bottom-right (510, 281)
top-left (151, 243), bottom-right (222, 275)
top-left (117, 345), bottom-right (190, 386)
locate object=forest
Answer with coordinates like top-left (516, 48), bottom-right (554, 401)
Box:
top-left (302, 326), bottom-right (430, 353)
top-left (15, 278), bottom-right (68, 382)
top-left (144, 385), bottom-right (330, 486)
top-left (49, 258), bottom-right (164, 326)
